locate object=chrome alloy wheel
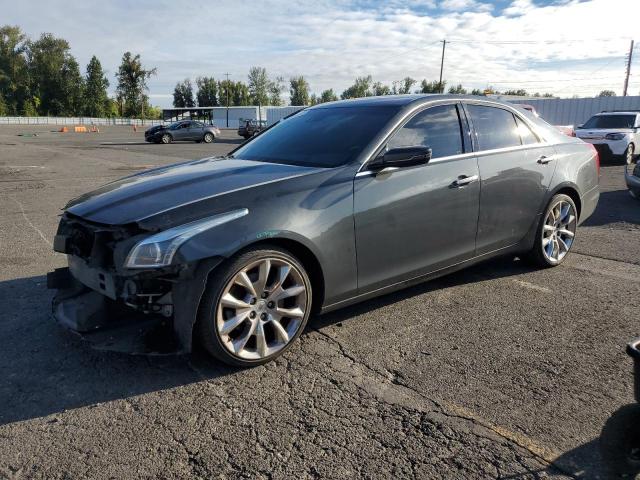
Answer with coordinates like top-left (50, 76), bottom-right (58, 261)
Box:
top-left (542, 199), bottom-right (577, 263)
top-left (215, 258), bottom-right (308, 360)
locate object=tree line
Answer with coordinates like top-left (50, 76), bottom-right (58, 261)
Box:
top-left (0, 25), bottom-right (158, 118)
top-left (2, 24), bottom-right (619, 118)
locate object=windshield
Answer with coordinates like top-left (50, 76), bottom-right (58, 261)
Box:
top-left (232, 106), bottom-right (400, 167)
top-left (582, 114), bottom-right (636, 129)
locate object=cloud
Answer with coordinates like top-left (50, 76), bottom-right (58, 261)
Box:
top-left (2, 0), bottom-right (638, 106)
top-left (440, 0), bottom-right (493, 12)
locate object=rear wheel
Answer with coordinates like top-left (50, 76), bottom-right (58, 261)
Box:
top-left (525, 193), bottom-right (577, 267)
top-left (203, 132), bottom-right (214, 143)
top-left (196, 246), bottom-right (312, 366)
top-left (161, 133), bottom-right (172, 144)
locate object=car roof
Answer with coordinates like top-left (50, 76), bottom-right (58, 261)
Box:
top-left (595, 111), bottom-right (639, 116)
top-left (309, 94), bottom-right (518, 110)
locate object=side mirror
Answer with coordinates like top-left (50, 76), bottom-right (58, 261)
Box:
top-left (369, 146), bottom-right (432, 171)
top-left (576, 124), bottom-right (584, 129)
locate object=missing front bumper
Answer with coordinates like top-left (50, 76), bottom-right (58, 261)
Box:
top-left (49, 268), bottom-right (183, 355)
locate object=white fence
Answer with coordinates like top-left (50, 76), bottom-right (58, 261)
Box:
top-left (0, 116), bottom-right (164, 126)
top-left (509, 96), bottom-right (640, 126)
top-left (266, 106), bottom-right (305, 126)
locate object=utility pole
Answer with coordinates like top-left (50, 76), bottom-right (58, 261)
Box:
top-left (439, 40), bottom-right (446, 94)
top-left (623, 40), bottom-right (634, 97)
top-left (224, 73), bottom-right (230, 127)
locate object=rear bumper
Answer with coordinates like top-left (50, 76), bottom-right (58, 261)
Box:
top-left (578, 185), bottom-right (599, 225)
top-left (583, 141), bottom-right (627, 157)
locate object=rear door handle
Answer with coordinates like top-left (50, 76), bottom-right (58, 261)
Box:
top-left (537, 155), bottom-right (554, 165)
top-left (453, 174), bottom-right (479, 187)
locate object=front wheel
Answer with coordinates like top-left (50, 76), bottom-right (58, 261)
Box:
top-left (161, 133), bottom-right (172, 144)
top-left (196, 246), bottom-right (312, 366)
top-left (525, 193), bottom-right (578, 267)
top-left (203, 132), bottom-right (214, 143)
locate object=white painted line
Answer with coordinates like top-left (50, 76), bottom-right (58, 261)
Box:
top-left (512, 279), bottom-right (551, 293)
top-left (10, 196), bottom-right (52, 247)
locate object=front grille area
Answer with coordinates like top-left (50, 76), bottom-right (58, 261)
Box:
top-left (54, 214), bottom-right (130, 269)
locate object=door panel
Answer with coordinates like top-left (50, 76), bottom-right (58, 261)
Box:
top-left (354, 103), bottom-right (480, 293)
top-left (466, 104), bottom-right (557, 254)
top-left (354, 159), bottom-right (480, 292)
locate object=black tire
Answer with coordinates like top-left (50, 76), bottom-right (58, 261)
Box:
top-left (600, 404), bottom-right (640, 478)
top-left (161, 133), bottom-right (172, 144)
top-left (624, 143), bottom-right (635, 165)
top-left (524, 193), bottom-right (577, 267)
top-left (203, 132), bottom-right (214, 144)
top-left (196, 245), bottom-right (313, 367)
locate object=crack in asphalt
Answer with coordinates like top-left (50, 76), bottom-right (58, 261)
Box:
top-left (311, 327), bottom-right (576, 479)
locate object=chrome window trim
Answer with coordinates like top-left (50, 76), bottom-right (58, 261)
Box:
top-left (356, 140), bottom-right (552, 178)
top-left (356, 97), bottom-right (550, 174)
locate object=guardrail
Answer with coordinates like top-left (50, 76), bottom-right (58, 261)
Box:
top-left (0, 117), bottom-right (164, 126)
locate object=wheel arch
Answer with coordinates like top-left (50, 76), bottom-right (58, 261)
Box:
top-left (228, 237), bottom-right (326, 315)
top-left (547, 182), bottom-right (582, 219)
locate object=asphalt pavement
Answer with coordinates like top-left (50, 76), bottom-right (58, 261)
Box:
top-left (0, 125), bottom-right (638, 479)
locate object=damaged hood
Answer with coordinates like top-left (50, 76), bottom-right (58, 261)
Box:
top-left (65, 157), bottom-right (325, 227)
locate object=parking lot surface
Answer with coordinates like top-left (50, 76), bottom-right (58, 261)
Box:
top-left (0, 125), bottom-right (638, 479)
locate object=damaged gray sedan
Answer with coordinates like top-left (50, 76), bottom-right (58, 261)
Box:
top-left (48, 95), bottom-right (600, 366)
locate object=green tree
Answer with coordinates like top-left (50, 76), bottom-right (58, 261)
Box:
top-left (309, 93), bottom-right (319, 105)
top-left (598, 90), bottom-right (616, 97)
top-left (448, 84), bottom-right (467, 94)
top-left (269, 76), bottom-right (285, 106)
top-left (28, 33), bottom-right (84, 115)
top-left (0, 25), bottom-right (30, 115)
top-left (503, 88), bottom-right (528, 96)
top-left (115, 51), bottom-right (156, 118)
top-left (470, 88), bottom-right (483, 96)
top-left (196, 76), bottom-right (218, 106)
top-left (218, 79), bottom-right (233, 107)
top-left (372, 81), bottom-right (391, 96)
top-left (233, 81), bottom-right (251, 106)
top-left (248, 66), bottom-right (270, 105)
top-left (319, 89), bottom-right (338, 103)
top-left (289, 75), bottom-right (310, 105)
top-left (0, 93), bottom-right (7, 115)
top-left (419, 79), bottom-right (446, 94)
top-left (173, 78), bottom-right (194, 107)
top-left (341, 76), bottom-right (373, 99)
top-left (83, 55), bottom-right (109, 117)
top-left (393, 77), bottom-right (416, 94)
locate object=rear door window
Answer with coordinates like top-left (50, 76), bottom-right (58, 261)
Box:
top-left (467, 105), bottom-right (521, 151)
top-left (515, 116), bottom-right (539, 145)
top-left (387, 104), bottom-right (464, 158)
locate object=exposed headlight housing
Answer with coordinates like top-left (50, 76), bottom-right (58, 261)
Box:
top-left (125, 208), bottom-right (248, 269)
top-left (605, 133), bottom-right (626, 140)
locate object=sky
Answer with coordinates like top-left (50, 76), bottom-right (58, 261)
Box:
top-left (2, 0), bottom-right (639, 108)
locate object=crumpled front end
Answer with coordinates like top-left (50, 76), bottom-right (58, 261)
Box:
top-left (47, 213), bottom-right (221, 354)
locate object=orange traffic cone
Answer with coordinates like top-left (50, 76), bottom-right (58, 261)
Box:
top-left (59, 127), bottom-right (68, 133)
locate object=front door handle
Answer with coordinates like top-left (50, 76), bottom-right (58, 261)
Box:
top-left (453, 174), bottom-right (479, 187)
top-left (537, 155), bottom-right (554, 165)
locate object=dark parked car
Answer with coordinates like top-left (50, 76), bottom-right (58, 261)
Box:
top-left (145, 121), bottom-right (220, 144)
top-left (238, 119), bottom-right (267, 139)
top-left (48, 95), bottom-right (599, 366)
top-left (626, 161), bottom-right (640, 199)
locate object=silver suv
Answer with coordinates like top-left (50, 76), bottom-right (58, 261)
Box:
top-left (576, 111), bottom-right (640, 164)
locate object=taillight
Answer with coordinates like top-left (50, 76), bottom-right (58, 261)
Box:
top-left (588, 143), bottom-right (600, 177)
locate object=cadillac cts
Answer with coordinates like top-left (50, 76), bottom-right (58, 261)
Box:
top-left (48, 95), bottom-right (600, 366)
